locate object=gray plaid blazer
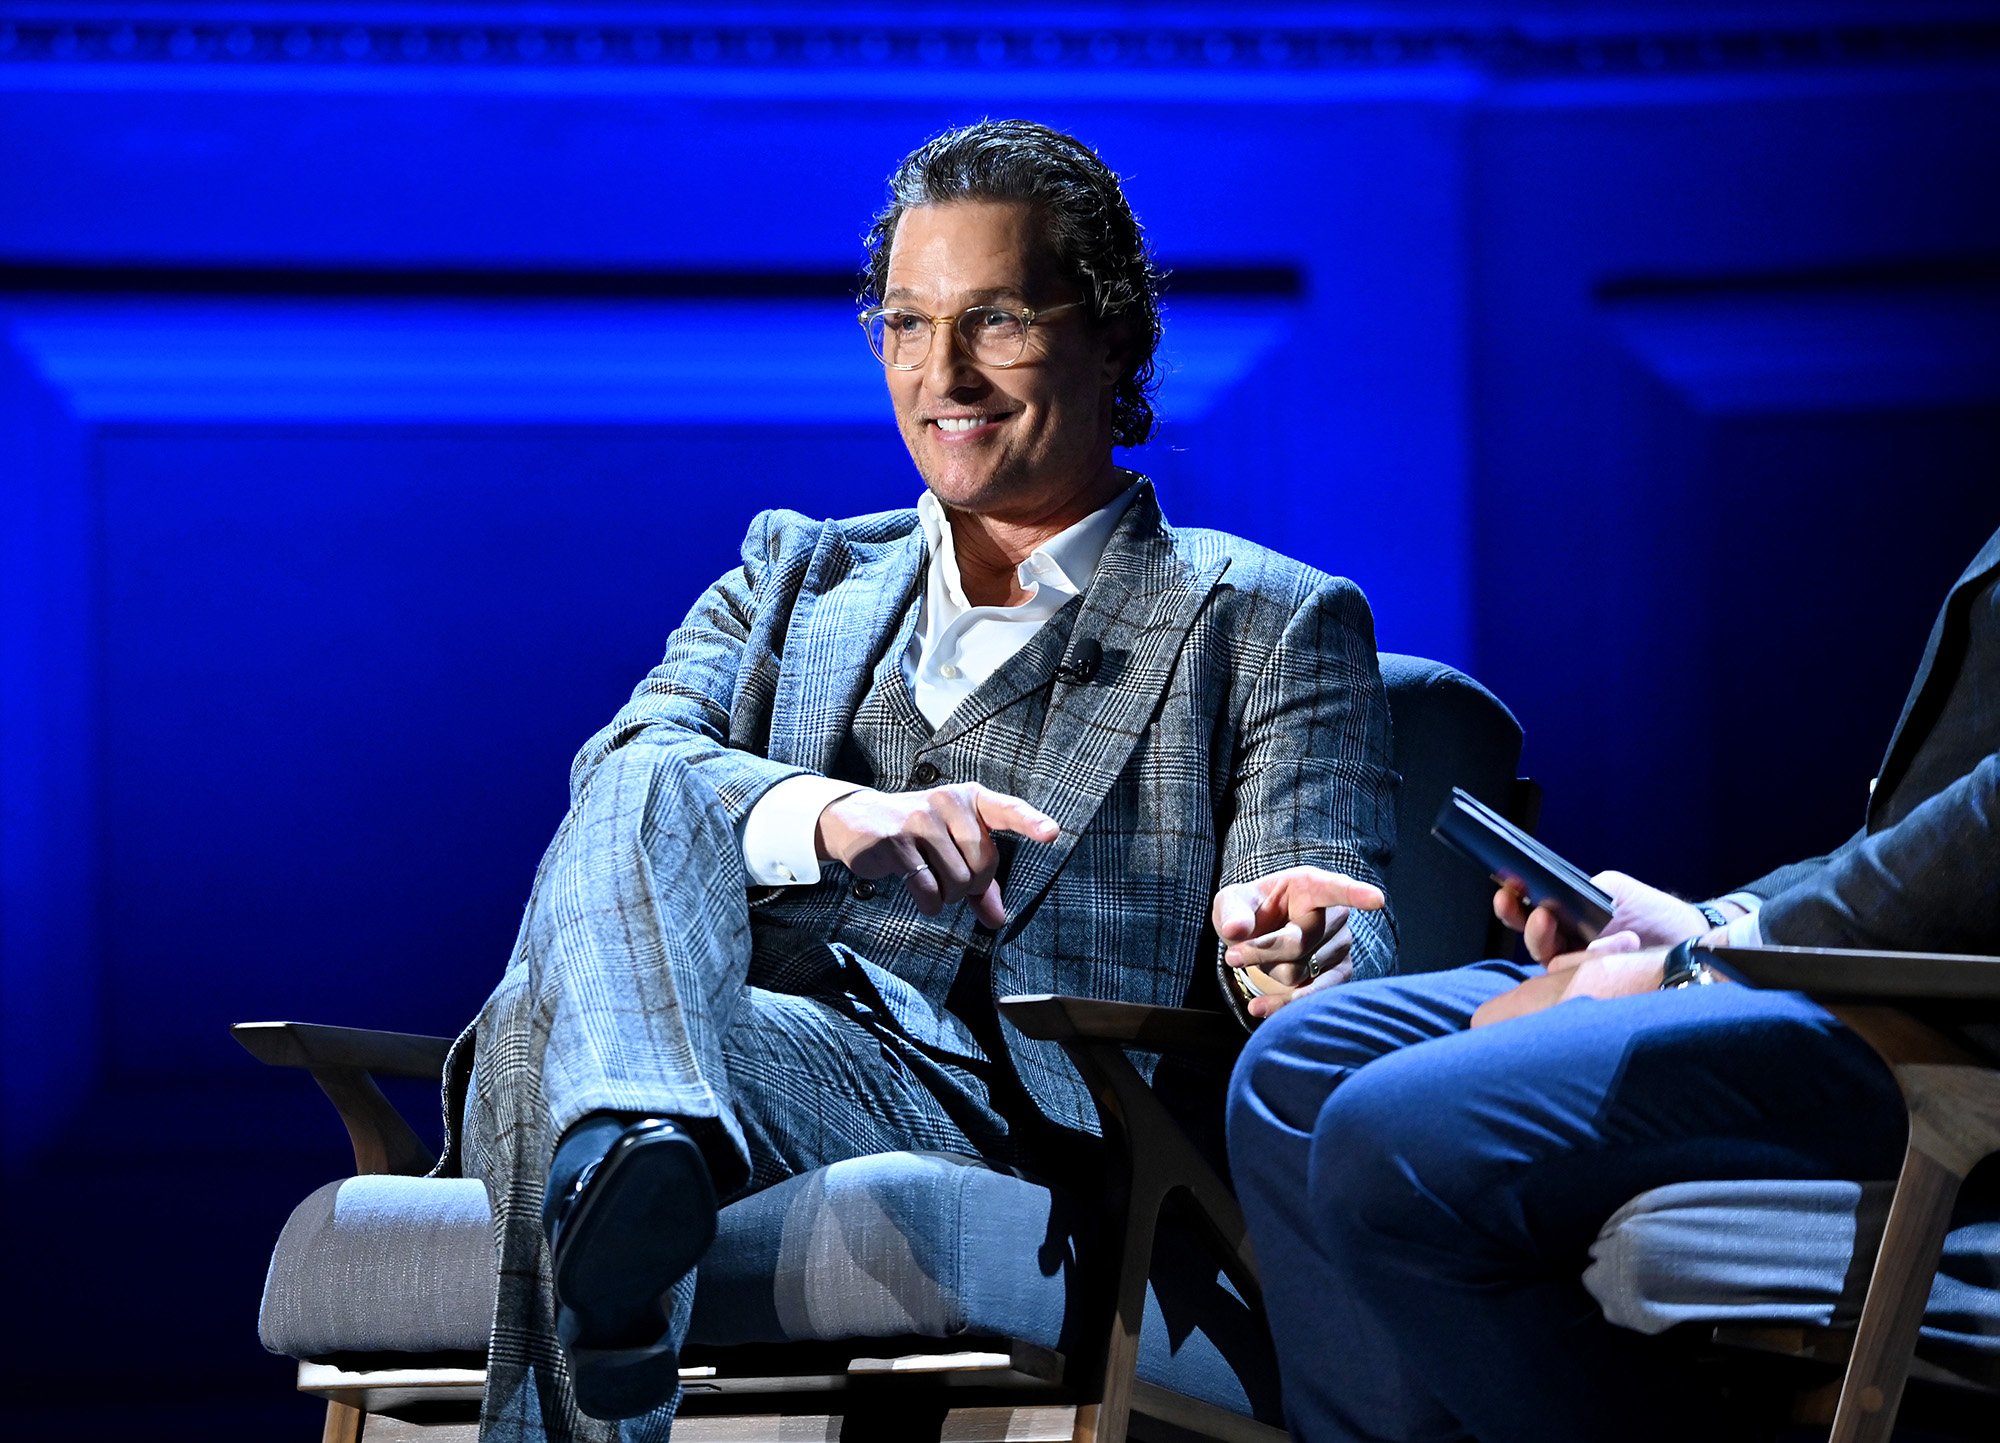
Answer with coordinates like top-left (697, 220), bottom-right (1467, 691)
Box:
top-left (572, 479), bottom-right (1398, 1127)
top-left (453, 480), bottom-right (1397, 1441)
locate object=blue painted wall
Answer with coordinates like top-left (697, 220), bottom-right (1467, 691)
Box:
top-left (0, 4), bottom-right (1996, 1432)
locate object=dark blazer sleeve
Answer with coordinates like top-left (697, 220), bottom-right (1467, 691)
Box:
top-left (1733, 835), bottom-right (1858, 905)
top-left (1755, 751), bottom-right (2000, 953)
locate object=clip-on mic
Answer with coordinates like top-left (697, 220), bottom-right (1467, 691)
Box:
top-left (1054, 638), bottom-right (1103, 686)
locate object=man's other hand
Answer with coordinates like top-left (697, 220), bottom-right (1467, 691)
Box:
top-left (1492, 869), bottom-right (1711, 963)
top-left (1213, 866), bottom-right (1387, 1020)
top-left (1469, 939), bottom-right (1670, 1027)
top-left (816, 783), bottom-right (1060, 928)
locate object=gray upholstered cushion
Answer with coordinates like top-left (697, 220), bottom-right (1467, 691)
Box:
top-left (259, 1152), bottom-right (1277, 1420)
top-left (1586, 1179), bottom-right (2000, 1379)
top-left (687, 1151), bottom-right (1069, 1347)
top-left (264, 1164), bottom-right (2000, 1405)
top-left (698, 1151), bottom-right (1276, 1418)
top-left (260, 1175), bottom-right (497, 1357)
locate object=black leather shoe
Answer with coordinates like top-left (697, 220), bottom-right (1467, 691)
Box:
top-left (545, 1119), bottom-right (718, 1419)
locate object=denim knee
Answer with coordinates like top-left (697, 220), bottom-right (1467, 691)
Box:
top-left (1305, 1047), bottom-right (1502, 1265)
top-left (1227, 983), bottom-right (1397, 1156)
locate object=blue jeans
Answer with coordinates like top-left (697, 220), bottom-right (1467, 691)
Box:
top-left (1225, 961), bottom-right (1907, 1443)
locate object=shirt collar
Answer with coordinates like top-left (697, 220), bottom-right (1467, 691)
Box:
top-left (916, 474), bottom-right (1141, 611)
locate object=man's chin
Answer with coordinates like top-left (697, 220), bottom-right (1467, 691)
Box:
top-left (917, 464), bottom-right (1012, 514)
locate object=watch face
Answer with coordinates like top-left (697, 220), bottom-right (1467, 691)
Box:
top-left (1661, 939), bottom-right (1711, 990)
top-left (1229, 964), bottom-right (1275, 999)
top-left (1666, 960), bottom-right (1714, 990)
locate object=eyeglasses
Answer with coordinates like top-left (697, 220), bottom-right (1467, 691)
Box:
top-left (859, 301), bottom-right (1086, 370)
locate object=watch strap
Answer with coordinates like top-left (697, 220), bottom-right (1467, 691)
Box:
top-left (1661, 937), bottom-right (1718, 991)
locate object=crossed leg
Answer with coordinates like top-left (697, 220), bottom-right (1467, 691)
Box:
top-left (465, 748), bottom-right (1040, 1438)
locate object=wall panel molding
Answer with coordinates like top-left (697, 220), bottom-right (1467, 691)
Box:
top-left (2, 5), bottom-right (1998, 78)
top-left (0, 294), bottom-right (1294, 423)
top-left (1601, 276), bottom-right (2000, 414)
top-left (0, 334), bottom-right (101, 1166)
top-left (0, 291), bottom-right (1299, 1109)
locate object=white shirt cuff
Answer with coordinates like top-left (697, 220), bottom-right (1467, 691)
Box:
top-left (1720, 910), bottom-right (1765, 948)
top-left (741, 774), bottom-right (865, 886)
top-left (1718, 892), bottom-right (1766, 917)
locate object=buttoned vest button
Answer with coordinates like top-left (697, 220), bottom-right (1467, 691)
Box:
top-left (851, 879), bottom-right (878, 900)
top-left (909, 760), bottom-right (941, 787)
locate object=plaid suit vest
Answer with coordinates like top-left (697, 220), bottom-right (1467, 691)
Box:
top-left (747, 593), bottom-right (1086, 1071)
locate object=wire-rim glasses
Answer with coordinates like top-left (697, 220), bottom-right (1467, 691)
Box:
top-left (859, 300), bottom-right (1086, 370)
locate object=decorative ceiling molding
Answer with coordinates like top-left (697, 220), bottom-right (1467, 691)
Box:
top-left (0, 10), bottom-right (1996, 76)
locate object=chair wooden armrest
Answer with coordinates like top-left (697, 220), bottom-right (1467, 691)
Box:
top-left (999, 994), bottom-right (1247, 1059)
top-left (233, 1021), bottom-right (452, 1178)
top-left (1707, 946), bottom-right (2000, 1443)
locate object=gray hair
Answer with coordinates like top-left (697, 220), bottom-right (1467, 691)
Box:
top-left (861, 119), bottom-right (1164, 449)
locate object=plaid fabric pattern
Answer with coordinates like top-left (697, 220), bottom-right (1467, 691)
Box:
top-left (458, 754), bottom-right (1034, 1443)
top-left (751, 577), bottom-right (1086, 1069)
top-left (452, 481), bottom-right (1396, 1441)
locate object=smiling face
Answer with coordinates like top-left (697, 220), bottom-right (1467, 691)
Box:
top-left (881, 200), bottom-right (1124, 528)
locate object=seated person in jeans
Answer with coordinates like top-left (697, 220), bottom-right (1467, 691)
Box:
top-left (1222, 525), bottom-right (2000, 1443)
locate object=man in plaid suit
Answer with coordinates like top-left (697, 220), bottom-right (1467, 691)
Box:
top-left (457, 119), bottom-right (1399, 1440)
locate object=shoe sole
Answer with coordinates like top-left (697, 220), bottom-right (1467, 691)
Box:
top-left (551, 1121), bottom-right (717, 1351)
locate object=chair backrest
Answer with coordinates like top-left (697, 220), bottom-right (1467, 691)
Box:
top-left (1377, 653), bottom-right (1534, 973)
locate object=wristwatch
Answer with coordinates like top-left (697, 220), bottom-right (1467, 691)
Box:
top-left (1660, 937), bottom-right (1718, 991)
top-left (1693, 901), bottom-right (1730, 930)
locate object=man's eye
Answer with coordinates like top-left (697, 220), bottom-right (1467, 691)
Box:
top-left (973, 309), bottom-right (1017, 330)
top-left (889, 313), bottom-right (925, 334)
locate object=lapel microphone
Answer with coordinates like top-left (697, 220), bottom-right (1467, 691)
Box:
top-left (1054, 638), bottom-right (1103, 686)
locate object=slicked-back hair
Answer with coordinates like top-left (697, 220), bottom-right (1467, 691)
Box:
top-left (861, 119), bottom-right (1164, 449)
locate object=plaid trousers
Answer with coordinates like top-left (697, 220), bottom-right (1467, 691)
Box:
top-left (460, 744), bottom-right (1061, 1443)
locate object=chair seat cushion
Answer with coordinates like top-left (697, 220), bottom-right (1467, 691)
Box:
top-left (1585, 1179), bottom-right (2000, 1380)
top-left (687, 1151), bottom-right (1069, 1347)
top-left (260, 1174), bottom-right (498, 1357)
top-left (259, 1152), bottom-right (1278, 1421)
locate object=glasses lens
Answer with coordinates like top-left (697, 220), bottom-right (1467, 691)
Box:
top-left (959, 307), bottom-right (1028, 365)
top-left (868, 310), bottom-right (929, 366)
top-left (865, 308), bottom-right (1031, 367)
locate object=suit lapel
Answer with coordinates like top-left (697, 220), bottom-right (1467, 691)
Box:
top-left (1871, 526), bottom-right (2000, 814)
top-left (1001, 486), bottom-right (1228, 927)
top-left (767, 521), bottom-right (928, 776)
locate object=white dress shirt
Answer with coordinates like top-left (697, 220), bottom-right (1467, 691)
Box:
top-left (738, 480), bottom-right (1140, 886)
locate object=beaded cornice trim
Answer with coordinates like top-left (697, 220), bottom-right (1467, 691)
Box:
top-left (0, 8), bottom-right (1996, 75)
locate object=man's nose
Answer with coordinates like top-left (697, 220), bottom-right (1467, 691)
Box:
top-left (921, 318), bottom-right (978, 389)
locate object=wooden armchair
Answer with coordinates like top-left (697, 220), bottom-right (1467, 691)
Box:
top-left (241, 652), bottom-right (1534, 1440)
top-left (1585, 945), bottom-right (2000, 1441)
top-left (1717, 945), bottom-right (2000, 1441)
top-left (239, 1000), bottom-right (1279, 1443)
